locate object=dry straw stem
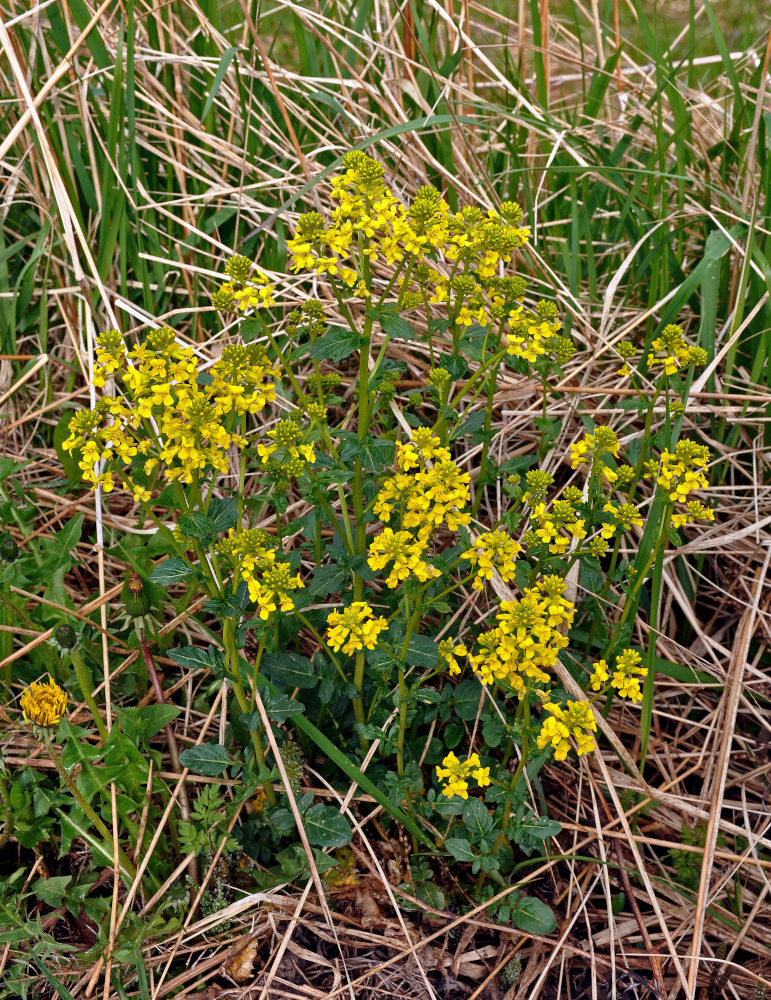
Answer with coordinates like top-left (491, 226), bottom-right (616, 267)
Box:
top-left (1, 0), bottom-right (771, 995)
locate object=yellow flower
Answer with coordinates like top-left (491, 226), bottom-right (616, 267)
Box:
top-left (569, 427), bottom-right (620, 474)
top-left (326, 603), bottom-right (388, 655)
top-left (436, 751), bottom-right (489, 799)
top-left (247, 561), bottom-right (304, 620)
top-left (609, 648), bottom-right (647, 702)
top-left (536, 700), bottom-right (597, 761)
top-left (461, 529), bottom-right (522, 590)
top-left (367, 527), bottom-right (440, 589)
top-left (20, 678), bottom-right (67, 728)
top-left (588, 658), bottom-right (609, 691)
top-left (439, 637), bottom-right (467, 675)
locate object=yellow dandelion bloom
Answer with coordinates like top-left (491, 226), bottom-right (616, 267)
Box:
top-left (20, 678), bottom-right (67, 728)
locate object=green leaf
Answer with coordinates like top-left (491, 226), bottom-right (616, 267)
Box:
top-left (208, 497), bottom-right (238, 534)
top-left (451, 409), bottom-right (486, 442)
top-left (200, 46), bottom-right (238, 122)
top-left (262, 651), bottom-right (317, 689)
top-left (177, 512), bottom-right (217, 540)
top-left (168, 644), bottom-right (222, 673)
top-left (338, 436), bottom-right (395, 474)
top-left (259, 690), bottom-right (305, 724)
top-left (511, 813), bottom-right (562, 855)
top-left (303, 803), bottom-right (352, 848)
top-left (178, 743), bottom-right (232, 776)
top-left (308, 563), bottom-right (348, 596)
top-left (512, 896), bottom-right (556, 935)
top-left (376, 309), bottom-right (422, 341)
top-left (32, 875), bottom-right (72, 908)
top-left (462, 797), bottom-right (495, 841)
top-left (405, 634), bottom-right (439, 668)
top-left (453, 678), bottom-right (484, 720)
top-left (115, 705), bottom-right (180, 747)
top-left (444, 837), bottom-right (475, 862)
top-left (309, 326), bottom-right (366, 362)
top-left (150, 558), bottom-right (193, 585)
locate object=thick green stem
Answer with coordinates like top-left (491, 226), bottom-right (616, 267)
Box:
top-left (70, 650), bottom-right (109, 742)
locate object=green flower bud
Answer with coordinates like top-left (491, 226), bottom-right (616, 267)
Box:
top-left (0, 537), bottom-right (19, 563)
top-left (53, 624), bottom-right (78, 653)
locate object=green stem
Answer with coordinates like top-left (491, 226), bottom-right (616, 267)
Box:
top-left (44, 735), bottom-right (136, 881)
top-left (0, 769), bottom-right (11, 850)
top-left (222, 619), bottom-right (276, 806)
top-left (1, 583), bottom-right (10, 691)
top-left (353, 652), bottom-right (367, 752)
top-left (472, 360), bottom-right (502, 517)
top-left (396, 601), bottom-right (423, 779)
top-left (70, 650), bottom-right (109, 742)
top-left (639, 539), bottom-right (665, 768)
top-left (603, 503), bottom-right (673, 659)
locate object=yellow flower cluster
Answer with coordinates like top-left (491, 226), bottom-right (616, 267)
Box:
top-left (600, 500), bottom-right (643, 539)
top-left (368, 527), bottom-right (441, 589)
top-left (536, 700), bottom-right (597, 760)
top-left (436, 751), bottom-right (491, 799)
top-left (20, 678), bottom-right (67, 728)
top-left (63, 329), bottom-right (277, 493)
top-left (439, 637), bottom-right (467, 675)
top-left (218, 528), bottom-right (303, 620)
top-left (505, 303), bottom-right (562, 363)
top-left (589, 648), bottom-right (647, 702)
top-left (569, 426), bottom-right (621, 478)
top-left (528, 486), bottom-right (586, 555)
top-left (369, 430), bottom-right (470, 588)
top-left (647, 324), bottom-right (708, 377)
top-left (651, 439), bottom-right (713, 527)
top-left (465, 576), bottom-right (575, 697)
top-left (211, 255), bottom-right (277, 314)
top-left (461, 529), bottom-right (522, 590)
top-left (257, 418), bottom-right (316, 478)
top-left (286, 153), bottom-right (557, 346)
top-left (326, 602), bottom-right (388, 655)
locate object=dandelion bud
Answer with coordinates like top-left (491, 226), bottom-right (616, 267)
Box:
top-left (123, 571), bottom-right (150, 618)
top-left (0, 536), bottom-right (19, 563)
top-left (53, 624), bottom-right (78, 653)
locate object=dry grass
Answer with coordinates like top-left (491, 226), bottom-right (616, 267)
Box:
top-left (1, 0), bottom-right (770, 997)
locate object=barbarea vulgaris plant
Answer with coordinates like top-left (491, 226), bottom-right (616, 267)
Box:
top-left (62, 152), bottom-right (713, 913)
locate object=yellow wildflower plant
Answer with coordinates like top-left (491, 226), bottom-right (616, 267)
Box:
top-left (20, 678), bottom-right (67, 729)
top-left (326, 603), bottom-right (388, 655)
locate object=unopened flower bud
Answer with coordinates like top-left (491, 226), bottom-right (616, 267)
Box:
top-left (53, 624), bottom-right (78, 653)
top-left (0, 537), bottom-right (19, 563)
top-left (122, 571), bottom-right (150, 618)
